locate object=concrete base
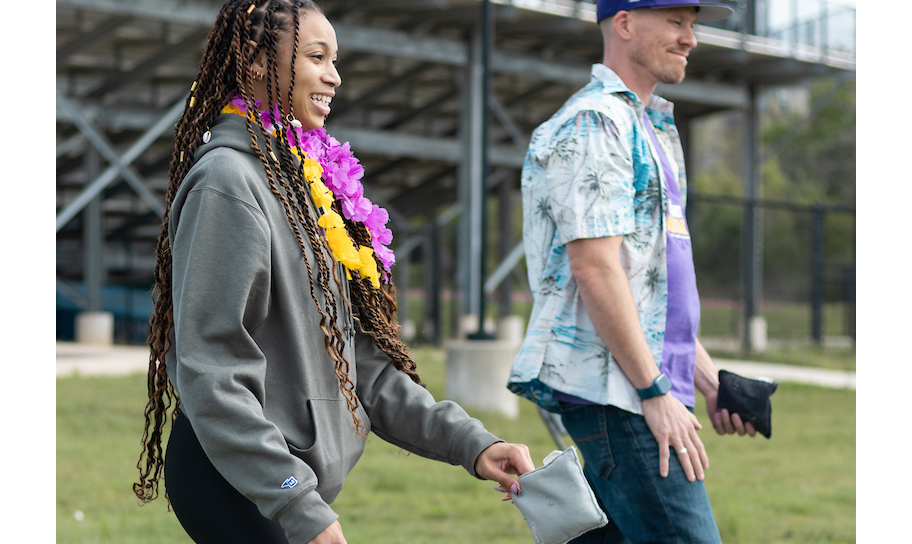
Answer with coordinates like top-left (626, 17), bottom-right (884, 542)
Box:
top-left (445, 339), bottom-right (519, 419)
top-left (496, 316), bottom-right (526, 343)
top-left (750, 316), bottom-right (768, 352)
top-left (457, 314), bottom-right (496, 339)
top-left (75, 312), bottom-right (114, 346)
top-left (739, 316), bottom-right (768, 352)
top-left (400, 319), bottom-right (416, 342)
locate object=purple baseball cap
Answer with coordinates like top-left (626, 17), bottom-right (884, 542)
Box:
top-left (596, 0), bottom-right (734, 23)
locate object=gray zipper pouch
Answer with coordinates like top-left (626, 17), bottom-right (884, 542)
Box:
top-left (512, 446), bottom-right (608, 544)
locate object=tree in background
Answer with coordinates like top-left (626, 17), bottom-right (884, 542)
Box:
top-left (689, 77), bottom-right (855, 305)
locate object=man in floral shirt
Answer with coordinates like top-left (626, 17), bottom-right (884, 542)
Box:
top-left (508, 1), bottom-right (759, 542)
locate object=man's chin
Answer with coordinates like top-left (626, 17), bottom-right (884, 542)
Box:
top-left (660, 72), bottom-right (686, 85)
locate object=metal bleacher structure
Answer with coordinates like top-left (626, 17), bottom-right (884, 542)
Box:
top-left (56, 0), bottom-right (856, 347)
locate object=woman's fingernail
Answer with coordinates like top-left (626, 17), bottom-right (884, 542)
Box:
top-left (511, 483), bottom-right (519, 494)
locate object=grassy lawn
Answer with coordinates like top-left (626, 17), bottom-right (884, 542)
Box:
top-left (698, 302), bottom-right (853, 341)
top-left (708, 345), bottom-right (856, 371)
top-left (402, 297), bottom-right (855, 372)
top-left (58, 346), bottom-right (854, 543)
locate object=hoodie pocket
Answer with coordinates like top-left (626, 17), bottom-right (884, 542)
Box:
top-left (286, 398), bottom-right (369, 502)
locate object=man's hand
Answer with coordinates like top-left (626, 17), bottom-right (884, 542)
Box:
top-left (307, 520), bottom-right (346, 544)
top-left (642, 393), bottom-right (709, 482)
top-left (704, 390), bottom-right (758, 437)
top-left (694, 340), bottom-right (758, 438)
top-left (475, 442), bottom-right (535, 501)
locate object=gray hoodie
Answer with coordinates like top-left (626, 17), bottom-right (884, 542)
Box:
top-left (166, 113), bottom-right (500, 543)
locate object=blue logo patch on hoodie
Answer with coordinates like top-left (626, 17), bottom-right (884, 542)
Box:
top-left (281, 476), bottom-right (298, 489)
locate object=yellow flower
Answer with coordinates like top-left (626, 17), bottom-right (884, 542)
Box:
top-left (319, 210), bottom-right (357, 266)
top-left (318, 209), bottom-right (344, 230)
top-left (310, 180), bottom-right (334, 209)
top-left (302, 158), bottom-right (324, 183)
top-left (221, 104), bottom-right (244, 116)
top-left (356, 246), bottom-right (381, 289)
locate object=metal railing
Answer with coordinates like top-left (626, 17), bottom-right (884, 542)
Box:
top-left (702, 0), bottom-right (856, 55)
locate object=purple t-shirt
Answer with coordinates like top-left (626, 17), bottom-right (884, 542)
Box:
top-left (644, 114), bottom-right (700, 407)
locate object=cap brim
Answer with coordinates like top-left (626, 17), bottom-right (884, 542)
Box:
top-left (693, 4), bottom-right (735, 22)
top-left (649, 3), bottom-right (735, 22)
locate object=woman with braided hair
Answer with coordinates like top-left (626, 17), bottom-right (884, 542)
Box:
top-left (133, 2), bottom-right (534, 542)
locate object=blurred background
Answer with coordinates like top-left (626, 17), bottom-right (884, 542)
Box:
top-left (56, 0), bottom-right (856, 356)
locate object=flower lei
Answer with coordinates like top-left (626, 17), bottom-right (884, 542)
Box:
top-left (221, 94), bottom-right (394, 288)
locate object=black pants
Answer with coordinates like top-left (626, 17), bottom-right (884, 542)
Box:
top-left (165, 412), bottom-right (289, 543)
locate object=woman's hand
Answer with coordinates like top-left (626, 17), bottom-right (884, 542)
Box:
top-left (308, 520), bottom-right (346, 544)
top-left (475, 442), bottom-right (535, 501)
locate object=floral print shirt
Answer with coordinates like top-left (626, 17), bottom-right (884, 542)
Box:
top-left (508, 64), bottom-right (688, 415)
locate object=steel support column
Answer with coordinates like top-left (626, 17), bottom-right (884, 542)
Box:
top-left (83, 147), bottom-right (104, 312)
top-left (742, 83), bottom-right (764, 353)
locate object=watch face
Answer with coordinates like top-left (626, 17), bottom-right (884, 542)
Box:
top-left (657, 373), bottom-right (671, 393)
top-left (638, 373), bottom-right (672, 400)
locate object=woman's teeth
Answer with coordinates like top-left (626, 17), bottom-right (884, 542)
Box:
top-left (311, 94), bottom-right (331, 108)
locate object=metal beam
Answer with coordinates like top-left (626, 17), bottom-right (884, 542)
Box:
top-left (82, 28), bottom-right (208, 100)
top-left (56, 90), bottom-right (180, 231)
top-left (485, 240), bottom-right (524, 294)
top-left (331, 61), bottom-right (436, 120)
top-left (57, 13), bottom-right (133, 64)
top-left (327, 125), bottom-right (525, 167)
top-left (381, 87), bottom-right (459, 130)
top-left (58, 0), bottom-right (855, 73)
top-left (489, 92), bottom-right (528, 149)
top-left (656, 79), bottom-right (748, 109)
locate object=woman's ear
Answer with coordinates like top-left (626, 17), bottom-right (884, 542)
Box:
top-left (248, 41), bottom-right (266, 80)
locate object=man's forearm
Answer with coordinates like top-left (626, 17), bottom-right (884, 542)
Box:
top-left (568, 236), bottom-right (711, 479)
top-left (568, 236), bottom-right (660, 390)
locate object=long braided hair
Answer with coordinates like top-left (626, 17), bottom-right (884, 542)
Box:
top-left (134, 0), bottom-right (420, 504)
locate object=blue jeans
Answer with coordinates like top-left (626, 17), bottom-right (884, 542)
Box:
top-left (557, 402), bottom-right (722, 544)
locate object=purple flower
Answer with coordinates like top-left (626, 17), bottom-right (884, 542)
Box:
top-left (341, 192), bottom-right (373, 223)
top-left (298, 134), bottom-right (325, 161)
top-left (364, 205), bottom-right (392, 245)
top-left (220, 92), bottom-right (400, 284)
top-left (372, 239), bottom-right (396, 269)
top-left (260, 103), bottom-right (282, 131)
top-left (229, 95), bottom-right (260, 113)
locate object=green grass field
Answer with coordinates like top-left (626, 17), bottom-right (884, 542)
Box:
top-left (57, 347), bottom-right (855, 543)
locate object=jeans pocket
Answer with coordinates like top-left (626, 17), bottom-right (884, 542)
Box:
top-left (559, 405), bottom-right (616, 480)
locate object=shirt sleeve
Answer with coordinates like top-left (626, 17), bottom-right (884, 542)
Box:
top-left (543, 109), bottom-right (636, 245)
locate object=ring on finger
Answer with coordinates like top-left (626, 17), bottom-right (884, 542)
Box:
top-left (677, 447), bottom-right (688, 456)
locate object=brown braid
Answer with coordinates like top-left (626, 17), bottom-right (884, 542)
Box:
top-left (134, 0), bottom-right (419, 505)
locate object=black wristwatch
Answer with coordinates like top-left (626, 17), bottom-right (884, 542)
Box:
top-left (637, 373), bottom-right (671, 400)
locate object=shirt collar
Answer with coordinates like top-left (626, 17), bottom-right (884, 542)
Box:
top-left (590, 63), bottom-right (675, 117)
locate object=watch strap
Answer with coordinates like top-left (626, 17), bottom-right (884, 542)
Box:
top-left (637, 373), bottom-right (671, 400)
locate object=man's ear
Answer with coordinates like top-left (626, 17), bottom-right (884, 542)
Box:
top-left (613, 11), bottom-right (634, 41)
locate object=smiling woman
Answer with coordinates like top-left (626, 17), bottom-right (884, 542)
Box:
top-left (247, 8), bottom-right (341, 132)
top-left (131, 2), bottom-right (535, 544)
